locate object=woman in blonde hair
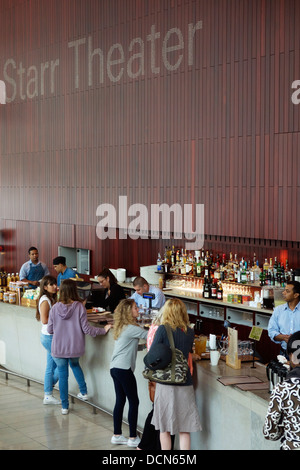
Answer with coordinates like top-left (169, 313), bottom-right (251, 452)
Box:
top-left (110, 298), bottom-right (148, 448)
top-left (150, 298), bottom-right (201, 450)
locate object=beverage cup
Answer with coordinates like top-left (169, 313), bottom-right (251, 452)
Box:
top-left (209, 334), bottom-right (216, 350)
top-left (195, 335), bottom-right (207, 355)
top-left (210, 350), bottom-right (221, 366)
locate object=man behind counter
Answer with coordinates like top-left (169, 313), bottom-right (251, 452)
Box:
top-left (53, 256), bottom-right (76, 287)
top-left (19, 246), bottom-right (50, 288)
top-left (268, 281), bottom-right (300, 357)
top-left (130, 276), bottom-right (166, 310)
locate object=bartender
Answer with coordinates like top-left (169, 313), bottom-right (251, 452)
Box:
top-left (268, 280), bottom-right (300, 357)
top-left (96, 267), bottom-right (126, 312)
top-left (130, 276), bottom-right (166, 309)
top-left (53, 256), bottom-right (76, 287)
top-left (19, 246), bottom-right (50, 288)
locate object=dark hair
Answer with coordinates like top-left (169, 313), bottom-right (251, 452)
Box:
top-left (133, 276), bottom-right (148, 287)
top-left (59, 279), bottom-right (82, 304)
top-left (287, 331), bottom-right (300, 364)
top-left (36, 275), bottom-right (57, 321)
top-left (97, 267), bottom-right (117, 285)
top-left (287, 281), bottom-right (300, 297)
top-left (28, 246), bottom-right (38, 254)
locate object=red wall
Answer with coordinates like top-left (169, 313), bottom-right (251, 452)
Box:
top-left (0, 0), bottom-right (300, 276)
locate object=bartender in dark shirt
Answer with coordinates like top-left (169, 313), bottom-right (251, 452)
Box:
top-left (97, 268), bottom-right (126, 312)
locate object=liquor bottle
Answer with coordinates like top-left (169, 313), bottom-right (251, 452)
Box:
top-left (176, 249), bottom-right (180, 266)
top-left (281, 267), bottom-right (285, 287)
top-left (222, 253), bottom-right (227, 267)
top-left (204, 264), bottom-right (210, 281)
top-left (171, 246), bottom-right (175, 266)
top-left (180, 259), bottom-right (186, 275)
top-left (214, 262), bottom-right (220, 281)
top-left (270, 271), bottom-right (275, 286)
top-left (203, 278), bottom-right (211, 299)
top-left (211, 279), bottom-right (217, 299)
top-left (193, 257), bottom-right (197, 276)
top-left (185, 255), bottom-right (192, 275)
top-left (252, 261), bottom-right (261, 282)
top-left (259, 268), bottom-right (265, 286)
top-left (217, 281), bottom-right (223, 300)
top-left (196, 257), bottom-right (202, 277)
top-left (164, 246), bottom-right (169, 264)
top-left (266, 271), bottom-right (271, 286)
top-left (263, 259), bottom-right (270, 272)
top-left (157, 253), bottom-right (162, 272)
top-left (233, 253), bottom-right (239, 268)
top-left (240, 264), bottom-right (247, 284)
top-left (275, 265), bottom-right (281, 287)
top-left (284, 259), bottom-right (290, 282)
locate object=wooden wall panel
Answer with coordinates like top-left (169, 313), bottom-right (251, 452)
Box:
top-left (0, 0), bottom-right (300, 274)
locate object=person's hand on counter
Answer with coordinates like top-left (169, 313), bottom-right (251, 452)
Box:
top-left (104, 324), bottom-right (113, 333)
top-left (192, 352), bottom-right (201, 361)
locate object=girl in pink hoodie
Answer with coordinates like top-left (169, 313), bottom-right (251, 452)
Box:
top-left (48, 279), bottom-right (111, 414)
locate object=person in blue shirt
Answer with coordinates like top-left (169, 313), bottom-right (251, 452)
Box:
top-left (268, 281), bottom-right (300, 357)
top-left (19, 246), bottom-right (50, 288)
top-left (130, 276), bottom-right (166, 310)
top-left (53, 256), bottom-right (76, 287)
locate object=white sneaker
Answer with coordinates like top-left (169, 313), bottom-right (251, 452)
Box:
top-left (43, 395), bottom-right (60, 405)
top-left (61, 408), bottom-right (69, 415)
top-left (127, 436), bottom-right (141, 448)
top-left (77, 392), bottom-right (89, 401)
top-left (111, 434), bottom-right (128, 445)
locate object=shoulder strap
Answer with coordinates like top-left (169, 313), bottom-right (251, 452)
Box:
top-left (164, 324), bottom-right (176, 381)
top-left (164, 323), bottom-right (175, 351)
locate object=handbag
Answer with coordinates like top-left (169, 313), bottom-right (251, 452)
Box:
top-left (142, 324), bottom-right (189, 384)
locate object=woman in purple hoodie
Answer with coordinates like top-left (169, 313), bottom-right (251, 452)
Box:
top-left (47, 279), bottom-right (111, 414)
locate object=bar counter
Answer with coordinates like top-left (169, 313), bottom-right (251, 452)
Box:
top-left (0, 301), bottom-right (279, 450)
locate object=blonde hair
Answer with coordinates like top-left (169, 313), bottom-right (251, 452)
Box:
top-left (113, 298), bottom-right (138, 340)
top-left (160, 298), bottom-right (189, 332)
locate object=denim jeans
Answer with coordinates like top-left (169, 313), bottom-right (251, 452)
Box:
top-left (40, 333), bottom-right (59, 395)
top-left (52, 357), bottom-right (87, 409)
top-left (110, 367), bottom-right (139, 438)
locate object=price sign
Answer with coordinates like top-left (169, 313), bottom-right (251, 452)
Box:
top-left (249, 326), bottom-right (263, 342)
top-left (226, 327), bottom-right (241, 369)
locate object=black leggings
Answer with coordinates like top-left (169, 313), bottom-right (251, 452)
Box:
top-left (110, 367), bottom-right (139, 438)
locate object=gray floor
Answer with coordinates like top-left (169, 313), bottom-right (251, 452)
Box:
top-left (0, 371), bottom-right (133, 451)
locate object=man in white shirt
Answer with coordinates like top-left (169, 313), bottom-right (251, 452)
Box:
top-left (130, 276), bottom-right (165, 310)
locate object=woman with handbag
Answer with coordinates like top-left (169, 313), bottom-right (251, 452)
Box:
top-left (110, 298), bottom-right (148, 448)
top-left (149, 298), bottom-right (201, 450)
